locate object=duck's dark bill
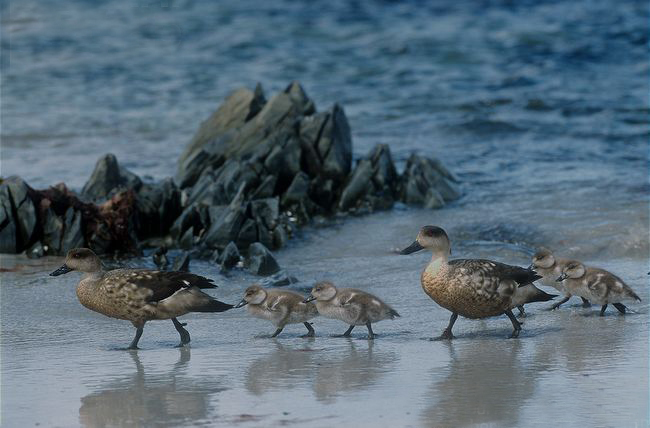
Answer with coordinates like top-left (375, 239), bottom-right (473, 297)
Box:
top-left (303, 295), bottom-right (316, 303)
top-left (234, 299), bottom-right (248, 308)
top-left (50, 264), bottom-right (72, 276)
top-left (400, 241), bottom-right (424, 255)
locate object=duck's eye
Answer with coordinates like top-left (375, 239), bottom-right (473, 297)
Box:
top-left (74, 253), bottom-right (81, 258)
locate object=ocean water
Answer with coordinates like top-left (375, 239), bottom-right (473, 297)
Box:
top-left (1, 0), bottom-right (648, 427)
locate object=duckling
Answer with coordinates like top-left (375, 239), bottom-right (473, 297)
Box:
top-left (531, 248), bottom-right (590, 309)
top-left (49, 248), bottom-right (233, 349)
top-left (556, 261), bottom-right (641, 316)
top-left (400, 225), bottom-right (551, 339)
top-left (235, 285), bottom-right (318, 337)
top-left (304, 281), bottom-right (399, 340)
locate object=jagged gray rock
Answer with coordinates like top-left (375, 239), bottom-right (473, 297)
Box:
top-left (203, 183), bottom-right (247, 249)
top-left (219, 241), bottom-right (240, 270)
top-left (81, 154), bottom-right (142, 202)
top-left (0, 184), bottom-right (17, 253)
top-left (60, 208), bottom-right (85, 253)
top-left (400, 153), bottom-right (461, 206)
top-left (5, 176), bottom-right (37, 250)
top-left (247, 242), bottom-right (280, 276)
top-left (171, 252), bottom-right (191, 272)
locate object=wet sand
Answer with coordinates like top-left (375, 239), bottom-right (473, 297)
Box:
top-left (2, 207), bottom-right (648, 428)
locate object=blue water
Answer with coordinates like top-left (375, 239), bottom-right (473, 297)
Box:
top-left (1, 1), bottom-right (649, 427)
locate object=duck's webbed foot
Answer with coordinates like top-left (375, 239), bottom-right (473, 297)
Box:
top-left (581, 297), bottom-right (591, 308)
top-left (366, 322), bottom-right (375, 340)
top-left (172, 318), bottom-right (191, 347)
top-left (301, 322), bottom-right (315, 338)
top-left (433, 312), bottom-right (458, 341)
top-left (505, 310), bottom-right (522, 339)
top-left (128, 326), bottom-right (144, 350)
top-left (548, 295), bottom-right (570, 310)
top-left (341, 325), bottom-right (355, 337)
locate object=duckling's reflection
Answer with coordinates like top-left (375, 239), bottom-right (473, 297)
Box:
top-left (421, 340), bottom-right (533, 428)
top-left (245, 339), bottom-right (398, 403)
top-left (79, 349), bottom-right (225, 427)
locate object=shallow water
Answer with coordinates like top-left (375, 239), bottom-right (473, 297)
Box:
top-left (2, 0), bottom-right (649, 426)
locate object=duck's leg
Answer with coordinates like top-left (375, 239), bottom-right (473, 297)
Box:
top-left (505, 310), bottom-right (522, 338)
top-left (366, 322), bottom-right (375, 340)
top-left (271, 327), bottom-right (284, 338)
top-left (581, 297), bottom-right (591, 308)
top-left (613, 303), bottom-right (627, 315)
top-left (342, 325), bottom-right (355, 337)
top-left (435, 312), bottom-right (458, 340)
top-left (172, 317), bottom-right (191, 346)
top-left (599, 304), bottom-right (608, 316)
top-left (517, 305), bottom-right (526, 318)
top-left (548, 295), bottom-right (571, 310)
top-left (128, 322), bottom-right (145, 350)
top-left (301, 322), bottom-right (315, 338)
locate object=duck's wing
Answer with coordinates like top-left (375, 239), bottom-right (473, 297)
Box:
top-left (449, 259), bottom-right (542, 287)
top-left (104, 269), bottom-right (217, 303)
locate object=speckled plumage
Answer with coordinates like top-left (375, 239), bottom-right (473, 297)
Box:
top-left (50, 248), bottom-right (232, 348)
top-left (401, 225), bottom-right (544, 339)
top-left (421, 259), bottom-right (538, 319)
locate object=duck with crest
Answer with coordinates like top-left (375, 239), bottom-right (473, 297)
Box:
top-left (400, 226), bottom-right (554, 339)
top-left (49, 248), bottom-right (233, 349)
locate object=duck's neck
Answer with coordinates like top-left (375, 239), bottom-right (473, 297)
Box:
top-left (425, 252), bottom-right (448, 276)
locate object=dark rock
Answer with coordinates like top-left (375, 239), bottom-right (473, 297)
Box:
top-left (258, 270), bottom-right (299, 287)
top-left (236, 219), bottom-right (258, 248)
top-left (273, 226), bottom-right (288, 249)
top-left (338, 159), bottom-right (374, 211)
top-left (41, 206), bottom-right (63, 254)
top-left (170, 204), bottom-right (202, 241)
top-left (284, 81), bottom-right (315, 115)
top-left (251, 197), bottom-right (279, 230)
top-left (247, 242), bottom-right (280, 276)
top-left (281, 172), bottom-right (310, 207)
top-left (26, 241), bottom-right (45, 259)
top-left (81, 154), bottom-right (142, 202)
top-left (135, 178), bottom-right (182, 238)
top-left (178, 85), bottom-right (266, 167)
top-left (203, 184), bottom-right (247, 249)
top-left (400, 154), bottom-right (461, 206)
top-left (87, 222), bottom-right (112, 255)
top-left (219, 241), bottom-right (241, 270)
top-left (61, 208), bottom-right (85, 253)
top-left (171, 252), bottom-right (190, 272)
top-left (369, 144), bottom-right (398, 189)
top-left (263, 136), bottom-right (301, 184)
top-left (0, 184), bottom-right (17, 253)
top-left (250, 175), bottom-right (277, 199)
top-left (179, 226), bottom-right (194, 250)
top-left (424, 189), bottom-right (445, 209)
top-left (209, 248), bottom-right (220, 264)
top-left (152, 246), bottom-right (169, 270)
top-left (5, 176), bottom-right (38, 250)
top-left (316, 104), bottom-right (352, 182)
top-left (257, 224), bottom-right (275, 250)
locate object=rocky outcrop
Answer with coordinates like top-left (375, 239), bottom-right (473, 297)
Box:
top-left (1, 82), bottom-right (461, 276)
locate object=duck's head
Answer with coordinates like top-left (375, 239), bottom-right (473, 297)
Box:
top-left (235, 285), bottom-right (267, 308)
top-left (400, 225), bottom-right (450, 256)
top-left (531, 248), bottom-right (555, 269)
top-left (556, 261), bottom-right (585, 282)
top-left (50, 248), bottom-right (102, 276)
top-left (303, 281), bottom-right (337, 303)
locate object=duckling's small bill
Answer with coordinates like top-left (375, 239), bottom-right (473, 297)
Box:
top-left (235, 299), bottom-right (249, 308)
top-left (303, 295), bottom-right (316, 303)
top-left (50, 264), bottom-right (73, 276)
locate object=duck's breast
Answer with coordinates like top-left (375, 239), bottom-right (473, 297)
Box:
top-left (421, 267), bottom-right (512, 319)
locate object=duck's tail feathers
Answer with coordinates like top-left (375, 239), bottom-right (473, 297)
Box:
top-left (532, 289), bottom-right (557, 303)
top-left (194, 298), bottom-right (234, 313)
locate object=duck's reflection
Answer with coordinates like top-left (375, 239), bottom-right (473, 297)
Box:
top-left (245, 339), bottom-right (398, 403)
top-left (79, 349), bottom-right (225, 427)
top-left (421, 340), bottom-right (533, 428)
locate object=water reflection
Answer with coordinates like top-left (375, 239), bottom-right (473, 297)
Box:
top-left (79, 349), bottom-right (225, 427)
top-left (245, 339), bottom-right (397, 403)
top-left (421, 340), bottom-right (534, 428)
